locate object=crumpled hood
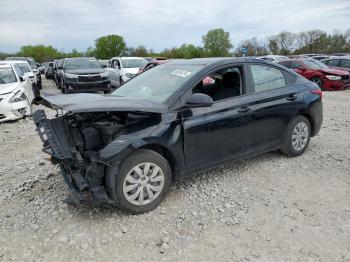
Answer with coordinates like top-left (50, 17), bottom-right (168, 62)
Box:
top-left (38, 93), bottom-right (167, 113)
top-left (0, 82), bottom-right (20, 95)
top-left (65, 68), bottom-right (106, 75)
top-left (320, 68), bottom-right (350, 76)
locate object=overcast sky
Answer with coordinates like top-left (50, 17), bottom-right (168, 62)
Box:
top-left (1, 0), bottom-right (349, 53)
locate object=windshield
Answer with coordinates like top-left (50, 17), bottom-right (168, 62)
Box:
top-left (303, 59), bottom-right (329, 69)
top-left (65, 59), bottom-right (101, 70)
top-left (17, 63), bottom-right (31, 73)
top-left (121, 58), bottom-right (147, 68)
top-left (111, 64), bottom-right (204, 103)
top-left (0, 68), bottom-right (17, 84)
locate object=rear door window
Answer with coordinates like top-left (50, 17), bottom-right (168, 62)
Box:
top-left (250, 64), bottom-right (287, 92)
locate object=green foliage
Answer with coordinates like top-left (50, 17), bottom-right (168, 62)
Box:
top-left (202, 28), bottom-right (233, 57)
top-left (0, 52), bottom-right (9, 60)
top-left (18, 45), bottom-right (60, 62)
top-left (2, 28), bottom-right (350, 62)
top-left (133, 45), bottom-right (149, 57)
top-left (94, 35), bottom-right (126, 59)
top-left (157, 44), bottom-right (204, 59)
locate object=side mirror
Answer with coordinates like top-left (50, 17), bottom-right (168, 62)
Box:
top-left (19, 76), bottom-right (25, 82)
top-left (33, 69), bottom-right (38, 73)
top-left (102, 64), bottom-right (107, 68)
top-left (186, 93), bottom-right (213, 107)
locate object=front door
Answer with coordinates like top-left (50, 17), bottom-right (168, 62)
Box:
top-left (181, 64), bottom-right (255, 172)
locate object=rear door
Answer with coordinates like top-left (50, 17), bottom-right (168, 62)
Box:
top-left (248, 63), bottom-right (300, 151)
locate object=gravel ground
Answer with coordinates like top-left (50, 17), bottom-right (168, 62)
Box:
top-left (0, 78), bottom-right (349, 262)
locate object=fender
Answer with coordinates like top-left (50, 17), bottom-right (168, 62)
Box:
top-left (94, 121), bottom-right (184, 174)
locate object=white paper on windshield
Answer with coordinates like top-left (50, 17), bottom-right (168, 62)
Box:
top-left (171, 69), bottom-right (191, 77)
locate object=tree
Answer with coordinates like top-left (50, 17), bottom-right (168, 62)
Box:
top-left (18, 45), bottom-right (60, 62)
top-left (85, 47), bottom-right (96, 57)
top-left (267, 36), bottom-right (279, 55)
top-left (94, 34), bottom-right (126, 59)
top-left (236, 37), bottom-right (268, 56)
top-left (276, 31), bottom-right (294, 55)
top-left (202, 28), bottom-right (233, 57)
top-left (133, 45), bottom-right (149, 57)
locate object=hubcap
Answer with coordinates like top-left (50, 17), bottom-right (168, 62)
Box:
top-left (123, 162), bottom-right (165, 206)
top-left (291, 122), bottom-right (309, 151)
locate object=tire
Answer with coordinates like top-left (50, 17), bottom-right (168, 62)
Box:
top-left (106, 149), bottom-right (171, 214)
top-left (281, 116), bottom-right (311, 157)
top-left (310, 77), bottom-right (323, 89)
top-left (60, 79), bottom-right (68, 94)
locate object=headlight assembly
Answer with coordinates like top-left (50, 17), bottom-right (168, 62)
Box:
top-left (325, 75), bottom-right (341, 81)
top-left (9, 90), bottom-right (27, 103)
top-left (65, 73), bottom-right (78, 79)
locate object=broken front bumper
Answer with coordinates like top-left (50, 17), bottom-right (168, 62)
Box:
top-left (32, 110), bottom-right (113, 206)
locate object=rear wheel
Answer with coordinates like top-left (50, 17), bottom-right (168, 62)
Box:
top-left (310, 77), bottom-right (323, 88)
top-left (281, 116), bottom-right (311, 157)
top-left (106, 149), bottom-right (171, 214)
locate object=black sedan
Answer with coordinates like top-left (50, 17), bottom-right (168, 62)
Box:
top-left (33, 58), bottom-right (323, 214)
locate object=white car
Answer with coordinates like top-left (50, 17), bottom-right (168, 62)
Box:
top-left (107, 57), bottom-right (147, 87)
top-left (259, 55), bottom-right (290, 63)
top-left (0, 63), bottom-right (34, 123)
top-left (2, 60), bottom-right (38, 85)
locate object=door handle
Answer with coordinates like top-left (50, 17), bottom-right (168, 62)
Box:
top-left (286, 94), bottom-right (297, 101)
top-left (237, 106), bottom-right (251, 113)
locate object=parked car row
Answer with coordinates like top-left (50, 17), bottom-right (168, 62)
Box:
top-left (0, 61), bottom-right (36, 122)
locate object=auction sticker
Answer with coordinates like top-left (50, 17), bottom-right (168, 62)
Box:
top-left (171, 69), bottom-right (191, 77)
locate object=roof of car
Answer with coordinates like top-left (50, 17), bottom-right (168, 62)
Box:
top-left (167, 57), bottom-right (262, 65)
top-left (0, 64), bottom-right (12, 69)
top-left (1, 60), bottom-right (29, 64)
top-left (64, 57), bottom-right (96, 60)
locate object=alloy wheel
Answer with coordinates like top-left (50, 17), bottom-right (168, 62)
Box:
top-left (291, 122), bottom-right (309, 151)
top-left (122, 162), bottom-right (165, 206)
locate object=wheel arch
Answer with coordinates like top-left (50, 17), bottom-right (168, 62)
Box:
top-left (138, 144), bottom-right (178, 182)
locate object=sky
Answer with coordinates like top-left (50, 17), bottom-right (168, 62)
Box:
top-left (0, 0), bottom-right (350, 53)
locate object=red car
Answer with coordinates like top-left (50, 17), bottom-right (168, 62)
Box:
top-left (279, 58), bottom-right (350, 91)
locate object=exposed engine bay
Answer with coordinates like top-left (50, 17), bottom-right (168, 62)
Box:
top-left (33, 108), bottom-right (160, 206)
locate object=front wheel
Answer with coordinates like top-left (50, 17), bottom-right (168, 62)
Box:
top-left (281, 116), bottom-right (311, 157)
top-left (310, 77), bottom-right (323, 88)
top-left (106, 149), bottom-right (171, 214)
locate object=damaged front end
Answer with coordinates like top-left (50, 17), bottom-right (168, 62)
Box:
top-left (33, 109), bottom-right (127, 206)
top-left (33, 94), bottom-right (166, 206)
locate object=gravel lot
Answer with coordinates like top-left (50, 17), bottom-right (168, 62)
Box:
top-left (0, 78), bottom-right (349, 262)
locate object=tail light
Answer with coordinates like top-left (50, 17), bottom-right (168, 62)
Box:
top-left (311, 89), bottom-right (322, 99)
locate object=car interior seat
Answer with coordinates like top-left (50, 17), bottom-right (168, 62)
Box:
top-left (212, 72), bottom-right (241, 101)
